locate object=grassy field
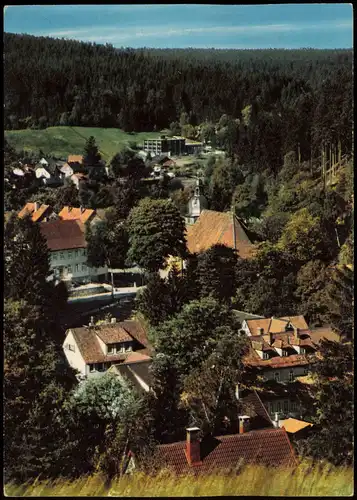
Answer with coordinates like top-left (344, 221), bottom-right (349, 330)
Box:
top-left (5, 126), bottom-right (161, 161)
top-left (5, 460), bottom-right (353, 497)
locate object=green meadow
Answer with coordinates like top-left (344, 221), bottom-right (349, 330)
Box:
top-left (5, 126), bottom-right (161, 161)
top-left (5, 460), bottom-right (353, 497)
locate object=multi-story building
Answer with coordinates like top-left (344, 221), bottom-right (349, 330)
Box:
top-left (63, 318), bottom-right (152, 380)
top-left (143, 136), bottom-right (186, 156)
top-left (40, 219), bottom-right (107, 284)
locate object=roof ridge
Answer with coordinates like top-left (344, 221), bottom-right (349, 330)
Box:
top-left (252, 390), bottom-right (274, 425)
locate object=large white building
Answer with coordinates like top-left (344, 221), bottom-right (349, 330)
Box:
top-left (40, 218), bottom-right (107, 284)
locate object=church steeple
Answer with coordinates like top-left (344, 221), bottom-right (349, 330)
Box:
top-left (185, 174), bottom-right (208, 224)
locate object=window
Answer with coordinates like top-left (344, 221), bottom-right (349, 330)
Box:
top-left (75, 249), bottom-right (79, 257)
top-left (277, 401), bottom-right (282, 412)
top-left (68, 344), bottom-right (75, 352)
top-left (300, 347), bottom-right (306, 355)
top-left (263, 352), bottom-right (269, 360)
top-left (52, 253), bottom-right (57, 260)
top-left (75, 264), bottom-right (79, 272)
top-left (68, 251), bottom-right (72, 258)
top-left (274, 372), bottom-right (280, 382)
top-left (289, 370), bottom-right (295, 382)
top-left (282, 349), bottom-right (288, 357)
top-left (283, 400), bottom-right (289, 412)
top-left (120, 346), bottom-right (126, 353)
top-left (89, 364), bottom-right (95, 372)
top-left (291, 401), bottom-right (298, 412)
top-left (68, 265), bottom-right (72, 273)
top-left (60, 252), bottom-right (64, 259)
top-left (97, 363), bottom-right (104, 371)
top-left (304, 366), bottom-right (309, 375)
top-left (82, 264), bottom-right (87, 271)
top-left (127, 345), bottom-right (133, 352)
top-left (108, 345), bottom-right (115, 354)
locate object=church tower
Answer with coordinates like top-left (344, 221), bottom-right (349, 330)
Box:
top-left (185, 177), bottom-right (208, 225)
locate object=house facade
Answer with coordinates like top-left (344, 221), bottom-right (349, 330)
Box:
top-left (39, 219), bottom-right (107, 284)
top-left (63, 319), bottom-right (152, 379)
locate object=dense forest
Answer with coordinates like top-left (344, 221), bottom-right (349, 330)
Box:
top-left (4, 33), bottom-right (353, 169)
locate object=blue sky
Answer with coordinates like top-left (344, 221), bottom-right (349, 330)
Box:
top-left (4, 4), bottom-right (353, 49)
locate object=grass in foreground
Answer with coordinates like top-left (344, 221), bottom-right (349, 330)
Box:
top-left (5, 126), bottom-right (160, 161)
top-left (5, 460), bottom-right (353, 497)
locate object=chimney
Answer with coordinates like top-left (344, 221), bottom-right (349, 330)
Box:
top-left (273, 412), bottom-right (280, 428)
top-left (110, 317), bottom-right (116, 324)
top-left (89, 316), bottom-right (95, 327)
top-left (80, 206), bottom-right (85, 214)
top-left (34, 202), bottom-right (39, 212)
top-left (239, 415), bottom-right (250, 434)
top-left (185, 427), bottom-right (202, 466)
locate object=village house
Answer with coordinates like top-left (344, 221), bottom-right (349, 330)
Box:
top-left (241, 315), bottom-right (341, 419)
top-left (34, 159), bottom-right (64, 186)
top-left (18, 202), bottom-right (57, 222)
top-left (67, 154), bottom-right (84, 167)
top-left (125, 389), bottom-right (296, 474)
top-left (70, 172), bottom-right (89, 189)
top-left (39, 218), bottom-right (107, 284)
top-left (63, 318), bottom-right (152, 380)
top-left (185, 209), bottom-right (256, 258)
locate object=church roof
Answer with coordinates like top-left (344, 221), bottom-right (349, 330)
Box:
top-left (186, 210), bottom-right (256, 259)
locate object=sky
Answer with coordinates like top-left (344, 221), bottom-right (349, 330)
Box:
top-left (4, 4), bottom-right (353, 49)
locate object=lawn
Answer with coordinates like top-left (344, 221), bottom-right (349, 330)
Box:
top-left (5, 460), bottom-right (353, 497)
top-left (5, 126), bottom-right (161, 161)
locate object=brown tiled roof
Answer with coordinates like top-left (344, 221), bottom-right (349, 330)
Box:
top-left (153, 428), bottom-right (296, 475)
top-left (280, 316), bottom-right (309, 330)
top-left (244, 346), bottom-right (311, 369)
top-left (121, 320), bottom-right (152, 350)
top-left (241, 390), bottom-right (273, 429)
top-left (186, 210), bottom-right (255, 259)
top-left (95, 324), bottom-right (134, 344)
top-left (59, 206), bottom-right (95, 224)
top-left (68, 154), bottom-right (84, 164)
top-left (309, 326), bottom-right (341, 344)
top-left (69, 320), bottom-right (151, 364)
top-left (40, 219), bottom-right (86, 251)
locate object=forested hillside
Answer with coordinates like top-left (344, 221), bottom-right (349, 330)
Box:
top-left (4, 34), bottom-right (353, 171)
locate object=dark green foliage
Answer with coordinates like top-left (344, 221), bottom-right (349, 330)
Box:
top-left (297, 340), bottom-right (353, 465)
top-left (322, 265), bottom-right (354, 340)
top-left (152, 297), bottom-right (241, 378)
top-left (4, 34), bottom-right (352, 173)
top-left (127, 198), bottom-right (187, 272)
top-left (86, 214), bottom-right (128, 270)
top-left (196, 244), bottom-right (238, 303)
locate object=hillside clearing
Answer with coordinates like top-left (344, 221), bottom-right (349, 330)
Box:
top-left (5, 126), bottom-right (161, 161)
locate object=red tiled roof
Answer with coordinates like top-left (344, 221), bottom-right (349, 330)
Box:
top-left (59, 206), bottom-right (95, 224)
top-left (18, 202), bottom-right (36, 218)
top-left (246, 316), bottom-right (309, 335)
top-left (40, 219), bottom-right (86, 251)
top-left (186, 210), bottom-right (256, 259)
top-left (153, 428), bottom-right (296, 475)
top-left (280, 316), bottom-right (309, 330)
top-left (244, 345), bottom-right (311, 369)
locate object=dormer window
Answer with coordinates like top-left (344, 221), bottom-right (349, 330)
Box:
top-left (263, 352), bottom-right (269, 360)
top-left (300, 348), bottom-right (306, 355)
top-left (108, 345), bottom-right (115, 354)
top-left (282, 350), bottom-right (288, 357)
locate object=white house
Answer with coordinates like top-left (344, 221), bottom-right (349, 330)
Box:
top-left (63, 319), bottom-right (152, 380)
top-left (40, 218), bottom-right (108, 284)
top-left (34, 160), bottom-right (63, 186)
